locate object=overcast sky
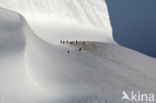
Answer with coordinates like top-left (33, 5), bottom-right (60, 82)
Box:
top-left (106, 0), bottom-right (156, 57)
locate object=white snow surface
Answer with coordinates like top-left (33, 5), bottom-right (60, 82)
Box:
top-left (0, 0), bottom-right (156, 103)
top-left (0, 0), bottom-right (114, 43)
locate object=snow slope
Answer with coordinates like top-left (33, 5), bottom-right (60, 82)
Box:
top-left (0, 0), bottom-right (115, 43)
top-left (0, 0), bottom-right (112, 29)
top-left (0, 0), bottom-right (156, 103)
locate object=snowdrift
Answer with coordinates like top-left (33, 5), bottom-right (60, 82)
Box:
top-left (0, 0), bottom-right (156, 103)
top-left (0, 0), bottom-right (115, 43)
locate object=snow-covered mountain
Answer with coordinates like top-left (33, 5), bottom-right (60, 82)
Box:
top-left (0, 0), bottom-right (156, 103)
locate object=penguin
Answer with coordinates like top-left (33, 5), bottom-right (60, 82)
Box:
top-left (67, 50), bottom-right (70, 53)
top-left (79, 48), bottom-right (82, 51)
top-left (60, 40), bottom-right (62, 43)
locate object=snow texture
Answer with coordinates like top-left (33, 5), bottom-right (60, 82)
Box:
top-left (0, 0), bottom-right (156, 103)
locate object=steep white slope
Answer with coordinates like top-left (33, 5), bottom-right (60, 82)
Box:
top-left (0, 7), bottom-right (25, 51)
top-left (26, 31), bottom-right (156, 102)
top-left (0, 10), bottom-right (156, 102)
top-left (0, 0), bottom-right (115, 43)
top-left (0, 7), bottom-right (44, 102)
top-left (0, 1), bottom-right (156, 103)
top-left (0, 0), bottom-right (112, 29)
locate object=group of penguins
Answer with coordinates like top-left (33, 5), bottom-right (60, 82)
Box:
top-left (60, 40), bottom-right (87, 53)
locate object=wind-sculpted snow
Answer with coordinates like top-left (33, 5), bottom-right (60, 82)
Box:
top-left (0, 0), bottom-right (114, 43)
top-left (0, 0), bottom-right (111, 29)
top-left (0, 1), bottom-right (156, 103)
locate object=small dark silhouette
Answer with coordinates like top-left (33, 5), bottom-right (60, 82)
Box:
top-left (60, 40), bottom-right (62, 43)
top-left (70, 42), bottom-right (73, 44)
top-left (82, 42), bottom-right (85, 46)
top-left (79, 48), bottom-right (82, 51)
top-left (63, 41), bottom-right (65, 44)
top-left (75, 40), bottom-right (78, 44)
top-left (67, 50), bottom-right (70, 53)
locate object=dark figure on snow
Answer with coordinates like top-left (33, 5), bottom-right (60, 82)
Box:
top-left (63, 41), bottom-right (65, 44)
top-left (60, 40), bottom-right (62, 43)
top-left (82, 42), bottom-right (85, 46)
top-left (67, 50), bottom-right (70, 53)
top-left (75, 40), bottom-right (78, 44)
top-left (70, 42), bottom-right (73, 45)
top-left (79, 48), bottom-right (82, 51)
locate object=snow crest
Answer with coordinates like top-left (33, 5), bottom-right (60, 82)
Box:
top-left (0, 0), bottom-right (114, 42)
top-left (0, 1), bottom-right (156, 103)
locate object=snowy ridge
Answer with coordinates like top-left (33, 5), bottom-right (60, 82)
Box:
top-left (0, 0), bottom-right (114, 43)
top-left (0, 0), bottom-right (112, 31)
top-left (25, 16), bottom-right (156, 102)
top-left (0, 1), bottom-right (156, 103)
